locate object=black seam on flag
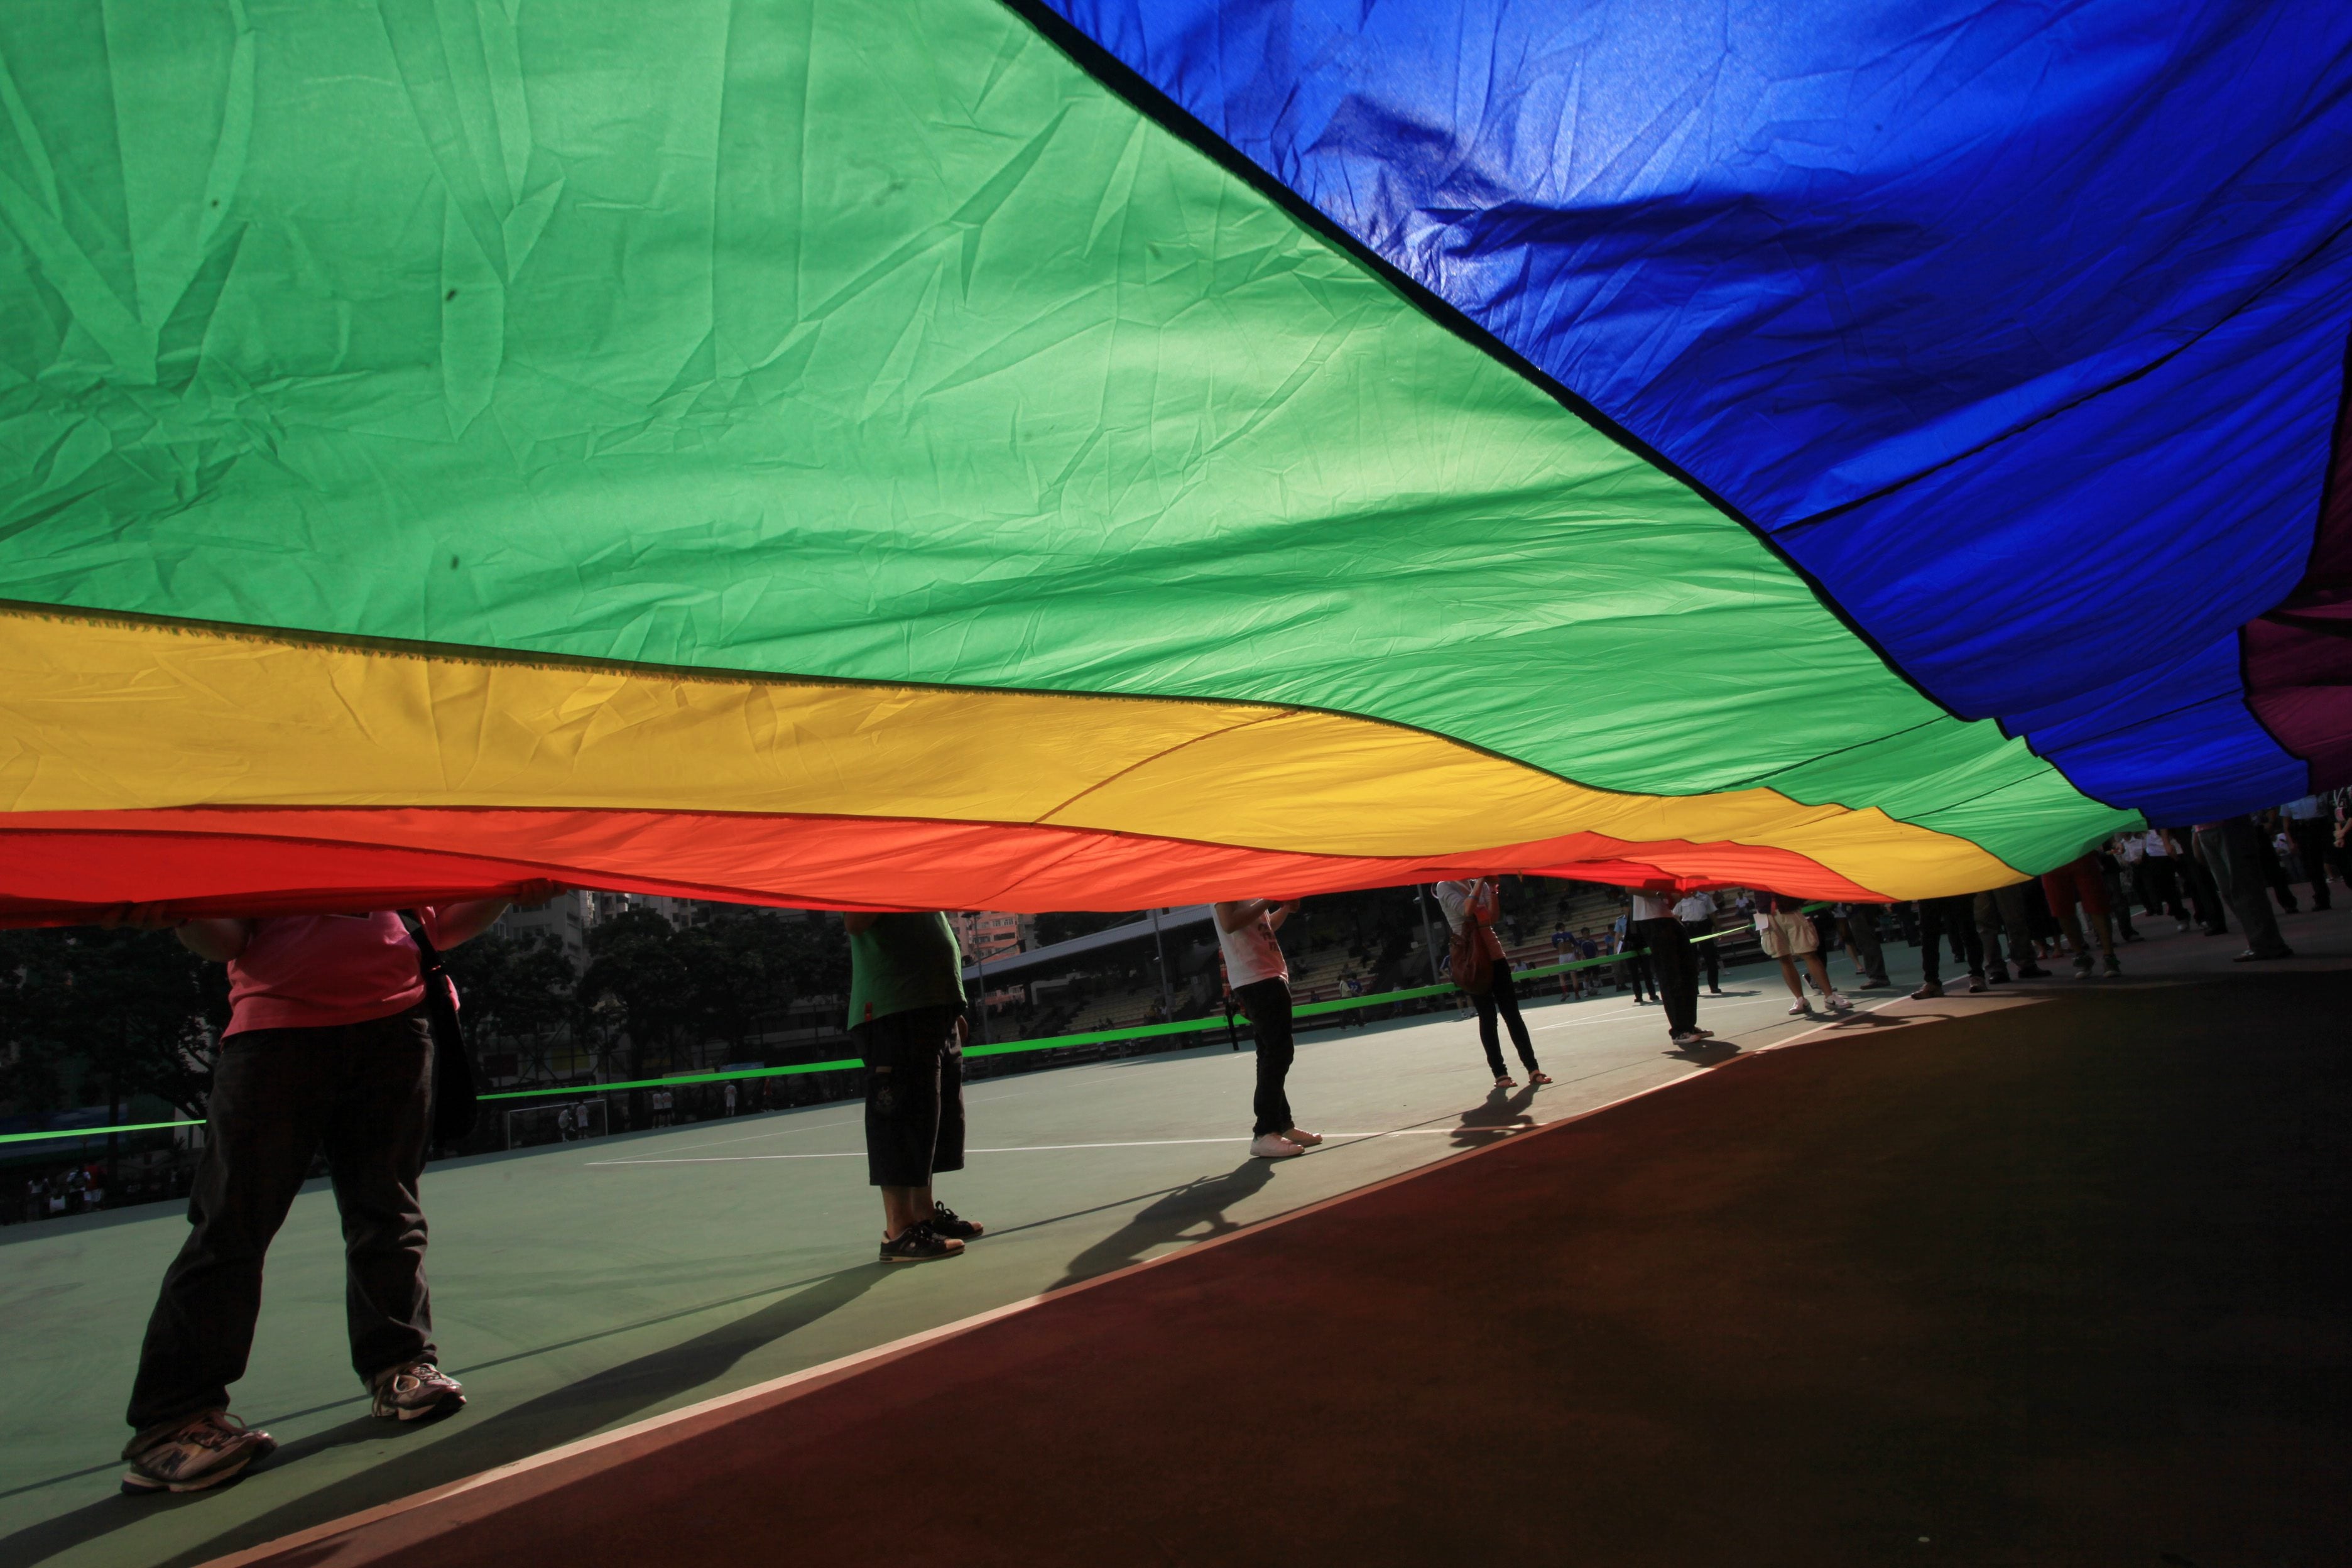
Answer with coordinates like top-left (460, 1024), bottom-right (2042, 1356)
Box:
top-left (996, 0), bottom-right (1957, 724)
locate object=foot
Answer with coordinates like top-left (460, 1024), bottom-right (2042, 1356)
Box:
top-left (1825, 991), bottom-right (1853, 1012)
top-left (879, 1221), bottom-right (965, 1262)
top-left (1493, 1075), bottom-right (1517, 1090)
top-left (1983, 966), bottom-right (2009, 984)
top-left (1249, 1133), bottom-right (1306, 1159)
top-left (1282, 1127), bottom-right (1324, 1146)
top-left (2175, 919), bottom-right (2192, 934)
top-left (1708, 987), bottom-right (1725, 996)
top-left (121, 1412), bottom-right (275, 1496)
top-left (925, 1202), bottom-right (984, 1240)
top-left (2071, 955), bottom-right (2093, 977)
top-left (1966, 974), bottom-right (1987, 993)
top-left (1689, 1027), bottom-right (1715, 1038)
top-left (1910, 980), bottom-right (1944, 999)
top-left (2015, 964), bottom-right (2052, 979)
top-left (2101, 955), bottom-right (2123, 978)
top-left (1787, 999), bottom-right (1811, 1016)
top-left (371, 1360), bottom-right (466, 1423)
top-left (1525, 1071), bottom-right (1554, 1086)
top-left (1670, 1030), bottom-right (1708, 1046)
top-left (1865, 974), bottom-right (1891, 989)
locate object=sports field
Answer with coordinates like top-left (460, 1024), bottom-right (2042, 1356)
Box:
top-left (4, 920), bottom-right (2346, 1567)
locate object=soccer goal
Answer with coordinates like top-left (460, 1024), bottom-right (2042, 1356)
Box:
top-left (504, 1099), bottom-right (609, 1150)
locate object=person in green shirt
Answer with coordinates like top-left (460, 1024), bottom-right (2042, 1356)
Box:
top-left (845, 911), bottom-right (984, 1263)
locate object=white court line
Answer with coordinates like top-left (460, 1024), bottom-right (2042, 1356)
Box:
top-left (587, 1128), bottom-right (1534, 1167)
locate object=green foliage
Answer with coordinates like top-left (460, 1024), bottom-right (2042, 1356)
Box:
top-left (442, 928), bottom-right (575, 1047)
top-left (0, 928), bottom-right (226, 1119)
top-left (574, 906), bottom-right (846, 1070)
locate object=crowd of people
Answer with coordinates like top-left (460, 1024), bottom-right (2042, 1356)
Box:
top-left (79, 792), bottom-right (2344, 1496)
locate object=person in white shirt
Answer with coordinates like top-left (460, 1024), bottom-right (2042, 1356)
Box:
top-left (1674, 891), bottom-right (1724, 996)
top-left (1434, 879), bottom-right (1552, 1089)
top-left (1215, 899), bottom-right (1319, 1159)
top-left (1629, 886), bottom-right (1707, 1045)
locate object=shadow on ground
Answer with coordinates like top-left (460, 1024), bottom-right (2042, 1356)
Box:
top-left (1, 1264), bottom-right (886, 1568)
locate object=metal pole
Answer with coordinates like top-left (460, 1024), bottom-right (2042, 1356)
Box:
top-left (1150, 907), bottom-right (1173, 1018)
top-left (1415, 885), bottom-right (1444, 986)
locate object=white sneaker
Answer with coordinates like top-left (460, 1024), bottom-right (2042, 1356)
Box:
top-left (1249, 1133), bottom-right (1305, 1159)
top-left (1283, 1127), bottom-right (1324, 1146)
top-left (1826, 991), bottom-right (1853, 1012)
top-left (1787, 999), bottom-right (1811, 1016)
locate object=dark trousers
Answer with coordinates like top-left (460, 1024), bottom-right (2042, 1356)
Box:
top-left (2180, 851), bottom-right (2228, 934)
top-left (128, 1008), bottom-right (436, 1435)
top-left (1843, 908), bottom-right (1886, 983)
top-left (2197, 820), bottom-right (2289, 957)
top-left (1974, 886), bottom-right (2035, 971)
top-left (2137, 858), bottom-right (2184, 920)
top-left (1617, 935), bottom-right (1655, 998)
top-left (2287, 817), bottom-right (2334, 910)
top-left (1636, 919), bottom-right (1699, 1035)
top-left (1234, 978), bottom-right (1295, 1137)
top-left (1681, 920), bottom-right (1721, 989)
top-left (1471, 971), bottom-right (1540, 1077)
top-left (1917, 897), bottom-right (1983, 985)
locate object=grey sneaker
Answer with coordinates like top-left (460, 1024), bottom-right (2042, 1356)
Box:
top-left (121, 1410), bottom-right (275, 1494)
top-left (371, 1360), bottom-right (466, 1422)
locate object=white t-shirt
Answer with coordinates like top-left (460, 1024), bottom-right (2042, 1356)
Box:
top-left (1433, 880), bottom-right (1481, 934)
top-left (1630, 891), bottom-right (1673, 922)
top-left (1673, 893), bottom-right (1713, 923)
top-left (2142, 829), bottom-right (2171, 859)
top-left (1216, 905), bottom-right (1289, 988)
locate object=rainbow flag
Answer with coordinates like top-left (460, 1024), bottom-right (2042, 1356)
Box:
top-left (3, 1), bottom-right (2346, 918)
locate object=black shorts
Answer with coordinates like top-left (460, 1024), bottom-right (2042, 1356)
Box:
top-left (855, 1004), bottom-right (965, 1188)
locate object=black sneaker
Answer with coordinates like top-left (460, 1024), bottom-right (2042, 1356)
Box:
top-left (2016, 964), bottom-right (2053, 979)
top-left (879, 1221), bottom-right (963, 1263)
top-left (926, 1202), bottom-right (984, 1241)
top-left (371, 1361), bottom-right (466, 1423)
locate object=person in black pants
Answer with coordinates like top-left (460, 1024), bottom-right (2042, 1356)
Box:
top-left (1437, 879), bottom-right (1553, 1088)
top-left (2283, 798), bottom-right (2336, 911)
top-left (1675, 890), bottom-right (1724, 995)
top-left (1630, 888), bottom-right (1705, 1045)
top-left (1216, 898), bottom-right (1322, 1157)
top-left (1911, 895), bottom-right (1985, 997)
top-left (113, 895), bottom-right (527, 1496)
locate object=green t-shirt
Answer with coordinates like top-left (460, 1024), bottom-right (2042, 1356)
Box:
top-left (846, 912), bottom-right (967, 1030)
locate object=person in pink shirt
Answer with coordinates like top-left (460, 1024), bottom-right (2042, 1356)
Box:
top-left (115, 890), bottom-right (543, 1496)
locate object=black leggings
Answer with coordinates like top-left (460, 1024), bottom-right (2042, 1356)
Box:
top-left (1234, 978), bottom-right (1295, 1136)
top-left (1472, 972), bottom-right (1540, 1078)
top-left (1917, 896), bottom-right (1982, 984)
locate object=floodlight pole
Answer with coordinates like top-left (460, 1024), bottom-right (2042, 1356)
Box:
top-left (1150, 906), bottom-right (1174, 1018)
top-left (1415, 885), bottom-right (1443, 986)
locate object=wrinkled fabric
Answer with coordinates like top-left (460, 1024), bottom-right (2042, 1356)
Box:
top-left (1048, 0), bottom-right (2352, 810)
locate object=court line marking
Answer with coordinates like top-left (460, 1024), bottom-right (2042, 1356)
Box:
top-left (585, 1129), bottom-right (1530, 1167)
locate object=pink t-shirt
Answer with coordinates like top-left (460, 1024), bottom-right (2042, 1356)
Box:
top-left (224, 910), bottom-right (451, 1037)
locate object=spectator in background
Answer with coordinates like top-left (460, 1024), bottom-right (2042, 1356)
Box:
top-left (2096, 842), bottom-right (2143, 943)
top-left (1437, 878), bottom-right (1553, 1089)
top-left (2282, 794), bottom-right (2336, 912)
top-left (114, 893), bottom-right (531, 1496)
top-left (1675, 890), bottom-right (1725, 996)
top-left (2169, 826), bottom-right (2230, 937)
top-left (1910, 895), bottom-right (1987, 999)
top-left (1755, 892), bottom-right (1850, 1016)
top-left (1837, 904), bottom-right (1891, 989)
top-left (1973, 885), bottom-right (2047, 983)
top-left (1630, 885), bottom-right (1707, 1047)
top-left (2041, 852), bottom-right (2123, 978)
top-left (846, 910), bottom-right (985, 1263)
top-left (1216, 898), bottom-right (1320, 1158)
top-left (2191, 817), bottom-right (2293, 961)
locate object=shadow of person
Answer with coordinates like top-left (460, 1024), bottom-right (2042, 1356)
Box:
top-left (1451, 1082), bottom-right (1539, 1148)
top-left (1048, 1158), bottom-right (1277, 1293)
top-left (5, 1263), bottom-right (886, 1568)
top-left (1665, 1037), bottom-right (1741, 1065)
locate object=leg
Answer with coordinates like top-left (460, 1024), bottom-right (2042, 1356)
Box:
top-left (1489, 974), bottom-right (1540, 1073)
top-left (1915, 901), bottom-right (1947, 988)
top-left (1801, 950), bottom-right (1838, 998)
top-left (321, 1011), bottom-right (438, 1386)
top-left (1471, 989), bottom-right (1507, 1078)
top-left (861, 1008), bottom-right (955, 1246)
top-left (1239, 979), bottom-right (1297, 1137)
top-left (1848, 911), bottom-right (1886, 984)
top-left (127, 1030), bottom-right (336, 1435)
top-left (1775, 954), bottom-right (1804, 999)
top-left (2290, 818), bottom-right (2333, 910)
top-left (1648, 922), bottom-right (1699, 1035)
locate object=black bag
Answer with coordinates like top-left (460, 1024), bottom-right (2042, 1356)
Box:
top-left (404, 912), bottom-right (477, 1143)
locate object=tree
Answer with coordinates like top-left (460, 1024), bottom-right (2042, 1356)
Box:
top-left (442, 928), bottom-right (575, 1070)
top-left (575, 909), bottom-right (696, 1075)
